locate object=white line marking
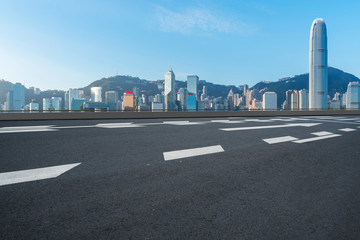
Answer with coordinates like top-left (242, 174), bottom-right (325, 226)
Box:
top-left (53, 125), bottom-right (95, 129)
top-left (311, 131), bottom-right (333, 136)
top-left (211, 120), bottom-right (244, 123)
top-left (0, 163), bottom-right (81, 186)
top-left (293, 134), bottom-right (341, 144)
top-left (245, 119), bottom-right (273, 122)
top-left (163, 121), bottom-right (204, 125)
top-left (0, 126), bottom-right (57, 133)
top-left (263, 136), bottom-right (299, 144)
top-left (96, 123), bottom-right (143, 128)
top-left (163, 145), bottom-right (224, 161)
top-left (339, 128), bottom-right (356, 132)
top-left (220, 123), bottom-right (321, 131)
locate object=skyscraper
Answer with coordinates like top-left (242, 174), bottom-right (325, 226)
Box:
top-left (105, 91), bottom-right (118, 103)
top-left (6, 83), bottom-right (25, 111)
top-left (164, 69), bottom-right (176, 111)
top-left (298, 89), bottom-right (309, 110)
top-left (309, 18), bottom-right (328, 110)
top-left (91, 87), bottom-right (103, 102)
top-left (187, 75), bottom-right (199, 111)
top-left (123, 91), bottom-right (135, 111)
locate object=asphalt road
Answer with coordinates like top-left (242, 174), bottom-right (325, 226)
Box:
top-left (1, 115), bottom-right (360, 239)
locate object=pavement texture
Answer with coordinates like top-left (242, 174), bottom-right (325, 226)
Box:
top-left (0, 115), bottom-right (360, 239)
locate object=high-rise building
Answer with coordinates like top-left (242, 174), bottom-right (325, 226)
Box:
top-left (291, 91), bottom-right (299, 110)
top-left (186, 75), bottom-right (199, 111)
top-left (6, 83), bottom-right (25, 111)
top-left (346, 81), bottom-right (360, 109)
top-left (91, 87), bottom-right (102, 102)
top-left (227, 89), bottom-right (234, 110)
top-left (29, 101), bottom-right (39, 112)
top-left (123, 91), bottom-right (135, 111)
top-left (245, 90), bottom-right (254, 107)
top-left (43, 97), bottom-right (62, 111)
top-left (285, 90), bottom-right (294, 110)
top-left (262, 92), bottom-right (277, 110)
top-left (177, 88), bottom-right (186, 110)
top-left (243, 84), bottom-right (248, 96)
top-left (66, 89), bottom-right (84, 111)
top-left (298, 89), bottom-right (309, 110)
top-left (309, 18), bottom-right (328, 110)
top-left (105, 91), bottom-right (118, 103)
top-left (164, 69), bottom-right (176, 111)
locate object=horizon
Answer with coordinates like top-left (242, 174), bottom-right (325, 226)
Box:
top-left (1, 1), bottom-right (360, 90)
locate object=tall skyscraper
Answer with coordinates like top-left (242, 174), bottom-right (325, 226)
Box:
top-left (187, 75), bottom-right (199, 111)
top-left (262, 92), bottom-right (277, 110)
top-left (164, 69), bottom-right (176, 111)
top-left (227, 89), bottom-right (234, 110)
top-left (177, 88), bottom-right (186, 110)
top-left (91, 87), bottom-right (103, 102)
top-left (66, 89), bottom-right (84, 111)
top-left (309, 18), bottom-right (328, 110)
top-left (291, 91), bottom-right (299, 110)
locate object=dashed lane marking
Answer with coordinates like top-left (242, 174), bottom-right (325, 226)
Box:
top-left (263, 136), bottom-right (299, 144)
top-left (220, 123), bottom-right (321, 131)
top-left (339, 128), bottom-right (357, 132)
top-left (163, 145), bottom-right (224, 161)
top-left (311, 131), bottom-right (333, 136)
top-left (293, 134), bottom-right (341, 144)
top-left (0, 126), bottom-right (58, 134)
top-left (163, 121), bottom-right (204, 125)
top-left (96, 123), bottom-right (144, 128)
top-left (0, 163), bottom-right (81, 186)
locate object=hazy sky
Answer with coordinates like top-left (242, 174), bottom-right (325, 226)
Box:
top-left (0, 0), bottom-right (359, 90)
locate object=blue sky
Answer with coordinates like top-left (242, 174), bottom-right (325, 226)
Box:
top-left (0, 0), bottom-right (359, 90)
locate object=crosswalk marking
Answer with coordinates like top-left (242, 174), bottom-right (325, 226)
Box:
top-left (163, 145), bottom-right (224, 161)
top-left (0, 163), bottom-right (81, 186)
top-left (263, 136), bottom-right (298, 144)
top-left (220, 123), bottom-right (321, 131)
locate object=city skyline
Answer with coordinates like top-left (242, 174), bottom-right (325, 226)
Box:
top-left (1, 1), bottom-right (360, 90)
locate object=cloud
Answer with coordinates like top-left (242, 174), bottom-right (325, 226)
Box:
top-left (155, 6), bottom-right (257, 35)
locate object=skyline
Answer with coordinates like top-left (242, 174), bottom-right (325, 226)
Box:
top-left (1, 0), bottom-right (360, 90)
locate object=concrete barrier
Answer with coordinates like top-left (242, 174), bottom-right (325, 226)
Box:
top-left (1, 110), bottom-right (360, 121)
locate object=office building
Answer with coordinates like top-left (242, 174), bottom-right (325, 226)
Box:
top-left (123, 91), bottom-right (135, 111)
top-left (262, 92), bottom-right (277, 110)
top-left (43, 97), bottom-right (62, 111)
top-left (227, 89), bottom-right (234, 110)
top-left (309, 18), bottom-right (328, 110)
top-left (66, 89), bottom-right (84, 111)
top-left (291, 91), bottom-right (299, 110)
top-left (6, 83), bottom-right (25, 111)
top-left (177, 88), bottom-right (186, 110)
top-left (91, 87), bottom-right (102, 102)
top-left (346, 81), bottom-right (360, 109)
top-left (164, 69), bottom-right (176, 111)
top-left (105, 91), bottom-right (118, 103)
top-left (187, 75), bottom-right (199, 111)
top-left (299, 89), bottom-right (309, 110)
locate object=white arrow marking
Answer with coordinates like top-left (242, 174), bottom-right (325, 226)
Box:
top-left (0, 163), bottom-right (81, 186)
top-left (0, 126), bottom-right (58, 133)
top-left (163, 145), bottom-right (224, 161)
top-left (220, 123), bottom-right (322, 131)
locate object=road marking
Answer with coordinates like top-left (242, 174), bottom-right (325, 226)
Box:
top-left (96, 123), bottom-right (143, 128)
top-left (0, 126), bottom-right (58, 133)
top-left (163, 145), bottom-right (224, 161)
top-left (220, 123), bottom-right (321, 131)
top-left (263, 136), bottom-right (299, 144)
top-left (293, 134), bottom-right (341, 144)
top-left (0, 163), bottom-right (81, 186)
top-left (339, 128), bottom-right (356, 132)
top-left (311, 131), bottom-right (333, 136)
top-left (211, 120), bottom-right (244, 123)
top-left (163, 121), bottom-right (204, 125)
top-left (53, 125), bottom-right (95, 129)
top-left (245, 119), bottom-right (273, 122)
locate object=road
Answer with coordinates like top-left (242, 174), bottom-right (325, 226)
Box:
top-left (1, 115), bottom-right (360, 239)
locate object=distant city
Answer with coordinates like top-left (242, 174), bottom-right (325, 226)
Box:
top-left (1, 18), bottom-right (359, 113)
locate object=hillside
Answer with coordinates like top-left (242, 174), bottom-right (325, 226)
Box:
top-left (251, 67), bottom-right (360, 107)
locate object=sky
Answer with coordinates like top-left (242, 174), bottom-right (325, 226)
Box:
top-left (0, 0), bottom-right (359, 90)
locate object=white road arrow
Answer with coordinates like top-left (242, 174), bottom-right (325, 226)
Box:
top-left (0, 163), bottom-right (81, 186)
top-left (220, 123), bottom-right (322, 131)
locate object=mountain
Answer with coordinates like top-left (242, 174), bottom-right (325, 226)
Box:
top-left (1, 67), bottom-right (359, 109)
top-left (80, 75), bottom-right (242, 99)
top-left (251, 67), bottom-right (360, 107)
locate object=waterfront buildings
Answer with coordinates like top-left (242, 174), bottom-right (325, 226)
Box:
top-left (187, 75), bottom-right (199, 111)
top-left (6, 83), bottom-right (25, 111)
top-left (164, 69), bottom-right (176, 111)
top-left (91, 87), bottom-right (103, 102)
top-left (346, 82), bottom-right (360, 109)
top-left (262, 92), bottom-right (277, 110)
